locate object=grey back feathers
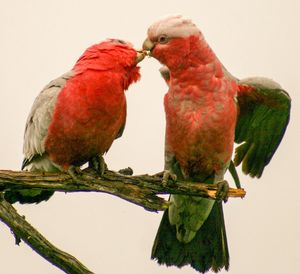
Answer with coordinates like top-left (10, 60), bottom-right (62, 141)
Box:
top-left (22, 71), bottom-right (73, 170)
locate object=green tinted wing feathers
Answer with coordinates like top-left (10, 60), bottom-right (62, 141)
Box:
top-left (234, 78), bottom-right (291, 178)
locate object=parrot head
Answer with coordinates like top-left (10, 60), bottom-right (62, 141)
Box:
top-left (143, 15), bottom-right (213, 71)
top-left (74, 39), bottom-right (146, 89)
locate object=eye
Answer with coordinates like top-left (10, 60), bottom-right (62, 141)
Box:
top-left (158, 34), bottom-right (169, 44)
top-left (110, 39), bottom-right (127, 44)
top-left (116, 39), bottom-right (126, 44)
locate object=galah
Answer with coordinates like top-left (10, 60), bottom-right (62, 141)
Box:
top-left (143, 15), bottom-right (291, 273)
top-left (5, 39), bottom-right (145, 204)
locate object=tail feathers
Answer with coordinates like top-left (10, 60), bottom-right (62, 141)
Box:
top-left (4, 156), bottom-right (56, 204)
top-left (152, 202), bottom-right (229, 273)
top-left (4, 190), bottom-right (54, 204)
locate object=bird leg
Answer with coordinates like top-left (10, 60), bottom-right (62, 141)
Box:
top-left (216, 180), bottom-right (229, 203)
top-left (88, 155), bottom-right (107, 176)
top-left (162, 170), bottom-right (177, 186)
top-left (67, 165), bottom-right (82, 181)
top-left (161, 152), bottom-right (179, 186)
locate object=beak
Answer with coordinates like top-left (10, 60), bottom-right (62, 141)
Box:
top-left (135, 50), bottom-right (147, 63)
top-left (142, 38), bottom-right (154, 52)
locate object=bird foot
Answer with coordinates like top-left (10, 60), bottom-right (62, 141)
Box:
top-left (216, 180), bottom-right (229, 203)
top-left (67, 166), bottom-right (82, 182)
top-left (162, 170), bottom-right (177, 186)
top-left (89, 155), bottom-right (107, 176)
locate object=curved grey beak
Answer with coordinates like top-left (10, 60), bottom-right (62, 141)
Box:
top-left (135, 50), bottom-right (147, 63)
top-left (142, 39), bottom-right (154, 51)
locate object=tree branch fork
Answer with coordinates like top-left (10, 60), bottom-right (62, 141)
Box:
top-left (0, 169), bottom-right (246, 273)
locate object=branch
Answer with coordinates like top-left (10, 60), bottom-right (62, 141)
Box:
top-left (0, 168), bottom-right (246, 273)
top-left (0, 193), bottom-right (94, 274)
top-left (0, 169), bottom-right (246, 212)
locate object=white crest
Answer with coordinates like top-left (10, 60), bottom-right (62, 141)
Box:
top-left (147, 15), bottom-right (200, 39)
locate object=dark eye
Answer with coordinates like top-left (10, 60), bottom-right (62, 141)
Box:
top-left (117, 39), bottom-right (126, 44)
top-left (158, 34), bottom-right (169, 44)
top-left (110, 39), bottom-right (127, 44)
top-left (114, 39), bottom-right (126, 44)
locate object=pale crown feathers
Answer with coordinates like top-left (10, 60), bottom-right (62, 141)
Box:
top-left (147, 15), bottom-right (201, 40)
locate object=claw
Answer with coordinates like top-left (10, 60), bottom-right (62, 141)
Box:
top-left (89, 155), bottom-right (107, 176)
top-left (153, 171), bottom-right (164, 177)
top-left (162, 170), bottom-right (177, 186)
top-left (216, 180), bottom-right (229, 203)
top-left (68, 165), bottom-right (82, 181)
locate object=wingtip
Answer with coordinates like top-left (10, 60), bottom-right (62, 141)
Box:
top-left (21, 158), bottom-right (30, 170)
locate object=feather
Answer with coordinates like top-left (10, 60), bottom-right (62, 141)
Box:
top-left (234, 78), bottom-right (291, 177)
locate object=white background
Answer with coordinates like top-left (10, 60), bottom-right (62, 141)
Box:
top-left (0, 1), bottom-right (299, 274)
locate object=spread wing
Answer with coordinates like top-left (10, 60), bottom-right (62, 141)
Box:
top-left (234, 77), bottom-right (291, 178)
top-left (22, 71), bottom-right (73, 168)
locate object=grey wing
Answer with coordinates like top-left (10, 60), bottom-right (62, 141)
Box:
top-left (159, 66), bottom-right (170, 86)
top-left (22, 71), bottom-right (74, 169)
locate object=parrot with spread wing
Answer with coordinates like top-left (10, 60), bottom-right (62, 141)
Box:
top-left (5, 39), bottom-right (145, 204)
top-left (143, 15), bottom-right (291, 273)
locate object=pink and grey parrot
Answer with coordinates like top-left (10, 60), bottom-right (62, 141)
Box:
top-left (143, 15), bottom-right (291, 273)
top-left (5, 39), bottom-right (144, 204)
